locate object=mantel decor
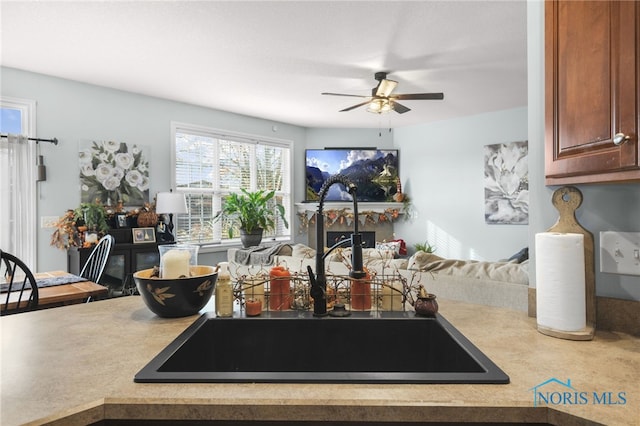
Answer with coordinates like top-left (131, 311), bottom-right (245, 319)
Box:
top-left (295, 201), bottom-right (409, 234)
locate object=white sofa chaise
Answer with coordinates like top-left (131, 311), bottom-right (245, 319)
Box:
top-left (228, 244), bottom-right (529, 312)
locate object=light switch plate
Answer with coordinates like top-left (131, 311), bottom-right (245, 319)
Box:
top-left (600, 231), bottom-right (640, 276)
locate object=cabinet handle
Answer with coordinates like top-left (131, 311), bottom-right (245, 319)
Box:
top-left (613, 133), bottom-right (631, 145)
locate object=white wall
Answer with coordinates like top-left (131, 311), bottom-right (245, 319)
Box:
top-left (1, 67), bottom-right (307, 271)
top-left (305, 127), bottom-right (394, 149)
top-left (393, 108), bottom-right (529, 261)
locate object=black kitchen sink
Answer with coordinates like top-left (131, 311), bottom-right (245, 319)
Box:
top-left (134, 311), bottom-right (509, 384)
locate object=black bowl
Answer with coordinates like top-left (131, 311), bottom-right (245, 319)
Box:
top-left (133, 266), bottom-right (217, 318)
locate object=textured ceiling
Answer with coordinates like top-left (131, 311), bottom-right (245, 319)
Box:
top-left (1, 1), bottom-right (528, 129)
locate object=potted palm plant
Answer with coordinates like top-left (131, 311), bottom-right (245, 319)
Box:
top-left (215, 189), bottom-right (288, 248)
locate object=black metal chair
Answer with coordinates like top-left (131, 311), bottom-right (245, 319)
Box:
top-left (80, 234), bottom-right (114, 285)
top-left (1, 250), bottom-right (39, 315)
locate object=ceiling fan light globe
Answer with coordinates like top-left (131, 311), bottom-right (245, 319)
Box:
top-left (367, 99), bottom-right (394, 114)
top-left (367, 101), bottom-right (381, 113)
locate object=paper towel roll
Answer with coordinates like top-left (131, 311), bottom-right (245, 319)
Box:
top-left (535, 232), bottom-right (586, 332)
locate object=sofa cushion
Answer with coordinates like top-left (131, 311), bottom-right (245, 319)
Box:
top-left (291, 243), bottom-right (315, 259)
top-left (407, 251), bottom-right (528, 285)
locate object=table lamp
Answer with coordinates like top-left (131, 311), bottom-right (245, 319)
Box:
top-left (155, 190), bottom-right (188, 241)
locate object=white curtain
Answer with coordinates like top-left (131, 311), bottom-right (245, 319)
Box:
top-left (0, 134), bottom-right (37, 267)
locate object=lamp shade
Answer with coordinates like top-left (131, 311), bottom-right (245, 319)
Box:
top-left (156, 192), bottom-right (188, 214)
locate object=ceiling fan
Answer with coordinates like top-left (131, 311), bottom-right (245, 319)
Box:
top-left (322, 72), bottom-right (444, 114)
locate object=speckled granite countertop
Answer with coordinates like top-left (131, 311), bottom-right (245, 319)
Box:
top-left (1, 296), bottom-right (638, 425)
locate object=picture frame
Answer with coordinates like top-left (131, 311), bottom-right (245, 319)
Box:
top-left (133, 227), bottom-right (156, 244)
top-left (80, 140), bottom-right (150, 205)
top-left (115, 213), bottom-right (128, 228)
top-left (483, 141), bottom-right (529, 225)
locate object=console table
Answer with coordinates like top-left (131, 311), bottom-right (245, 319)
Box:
top-left (67, 240), bottom-right (171, 296)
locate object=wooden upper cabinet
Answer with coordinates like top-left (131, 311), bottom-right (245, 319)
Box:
top-left (545, 0), bottom-right (640, 184)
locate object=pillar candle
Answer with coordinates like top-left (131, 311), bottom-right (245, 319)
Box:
top-left (246, 299), bottom-right (262, 316)
top-left (269, 266), bottom-right (291, 310)
top-left (161, 249), bottom-right (191, 279)
top-left (242, 275), bottom-right (265, 308)
top-left (351, 270), bottom-right (372, 311)
top-left (381, 280), bottom-right (404, 311)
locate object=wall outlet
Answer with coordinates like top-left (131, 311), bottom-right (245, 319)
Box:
top-left (41, 216), bottom-right (60, 229)
top-left (600, 231), bottom-right (640, 276)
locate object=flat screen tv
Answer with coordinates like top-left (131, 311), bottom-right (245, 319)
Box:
top-left (305, 148), bottom-right (399, 202)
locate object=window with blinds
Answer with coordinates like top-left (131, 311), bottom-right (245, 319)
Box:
top-left (171, 122), bottom-right (292, 246)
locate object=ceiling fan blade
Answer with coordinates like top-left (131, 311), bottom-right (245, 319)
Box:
top-left (322, 92), bottom-right (370, 98)
top-left (393, 93), bottom-right (445, 100)
top-left (339, 100), bottom-right (372, 112)
top-left (375, 79), bottom-right (398, 97)
top-left (392, 101), bottom-right (411, 114)
top-left (325, 72), bottom-right (444, 115)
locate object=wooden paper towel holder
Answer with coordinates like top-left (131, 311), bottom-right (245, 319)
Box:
top-left (537, 186), bottom-right (595, 341)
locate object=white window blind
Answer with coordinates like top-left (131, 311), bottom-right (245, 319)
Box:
top-left (171, 122), bottom-right (292, 246)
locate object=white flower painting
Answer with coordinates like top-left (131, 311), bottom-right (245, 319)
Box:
top-left (484, 141), bottom-right (528, 225)
top-left (79, 140), bottom-right (149, 206)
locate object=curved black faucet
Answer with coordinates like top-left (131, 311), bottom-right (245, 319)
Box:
top-left (307, 175), bottom-right (366, 316)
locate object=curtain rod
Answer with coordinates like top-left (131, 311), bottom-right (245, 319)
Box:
top-left (0, 134), bottom-right (58, 145)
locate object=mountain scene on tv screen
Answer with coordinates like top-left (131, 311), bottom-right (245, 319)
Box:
top-left (306, 150), bottom-right (399, 202)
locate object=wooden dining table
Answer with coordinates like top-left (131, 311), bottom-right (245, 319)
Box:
top-left (3, 270), bottom-right (108, 311)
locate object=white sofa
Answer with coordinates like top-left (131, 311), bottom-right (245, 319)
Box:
top-left (228, 244), bottom-right (529, 312)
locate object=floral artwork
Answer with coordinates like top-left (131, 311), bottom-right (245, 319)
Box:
top-left (79, 140), bottom-right (149, 206)
top-left (484, 141), bottom-right (528, 225)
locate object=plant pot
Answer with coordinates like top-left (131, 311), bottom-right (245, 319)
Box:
top-left (240, 227), bottom-right (263, 248)
top-left (414, 294), bottom-right (438, 317)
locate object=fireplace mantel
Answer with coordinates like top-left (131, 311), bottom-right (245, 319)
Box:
top-left (294, 202), bottom-right (406, 215)
top-left (294, 202), bottom-right (405, 250)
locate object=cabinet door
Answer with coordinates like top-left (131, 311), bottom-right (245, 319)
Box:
top-left (68, 248), bottom-right (88, 275)
top-left (545, 0), bottom-right (640, 184)
top-left (102, 248), bottom-right (129, 287)
top-left (132, 246), bottom-right (161, 273)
